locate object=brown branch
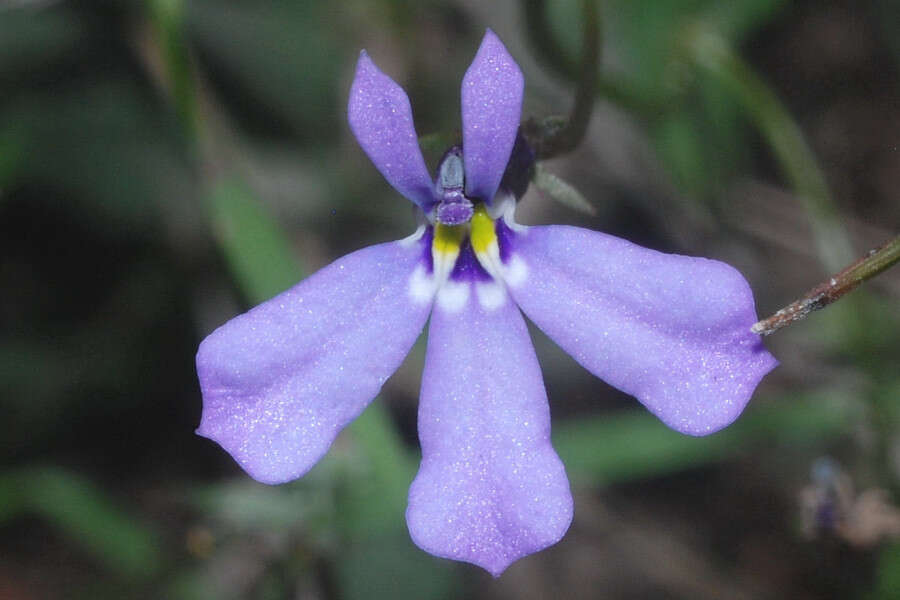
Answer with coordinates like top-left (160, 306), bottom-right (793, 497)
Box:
top-left (752, 234), bottom-right (900, 336)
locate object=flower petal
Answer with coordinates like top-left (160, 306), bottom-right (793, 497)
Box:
top-left (407, 286), bottom-right (573, 576)
top-left (196, 235), bottom-right (434, 484)
top-left (348, 51), bottom-right (435, 210)
top-left (505, 225), bottom-right (777, 435)
top-left (461, 30), bottom-right (524, 204)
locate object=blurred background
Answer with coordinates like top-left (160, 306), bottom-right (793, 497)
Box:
top-left (1, 0), bottom-right (899, 598)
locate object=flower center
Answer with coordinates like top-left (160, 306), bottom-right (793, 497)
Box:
top-left (434, 146), bottom-right (474, 226)
top-left (431, 204), bottom-right (501, 282)
top-left (424, 146), bottom-right (516, 309)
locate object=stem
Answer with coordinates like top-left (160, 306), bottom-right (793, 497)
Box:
top-left (521, 0), bottom-right (664, 120)
top-left (752, 234), bottom-right (900, 336)
top-left (522, 0), bottom-right (599, 159)
top-left (561, 0), bottom-right (599, 152)
top-left (521, 0), bottom-right (575, 80)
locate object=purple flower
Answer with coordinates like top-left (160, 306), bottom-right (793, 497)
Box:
top-left (196, 30), bottom-right (777, 576)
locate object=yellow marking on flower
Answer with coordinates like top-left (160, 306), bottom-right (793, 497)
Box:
top-left (432, 222), bottom-right (465, 287)
top-left (433, 222), bottom-right (465, 257)
top-left (470, 204), bottom-right (503, 281)
top-left (469, 204), bottom-right (496, 254)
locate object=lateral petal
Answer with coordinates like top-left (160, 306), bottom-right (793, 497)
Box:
top-left (348, 51), bottom-right (435, 210)
top-left (196, 235), bottom-right (434, 484)
top-left (461, 30), bottom-right (524, 204)
top-left (506, 225), bottom-right (777, 435)
top-left (407, 286), bottom-right (573, 576)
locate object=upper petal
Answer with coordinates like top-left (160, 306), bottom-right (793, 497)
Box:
top-left (407, 283), bottom-right (573, 576)
top-left (505, 225), bottom-right (777, 436)
top-left (196, 234), bottom-right (434, 484)
top-left (348, 51), bottom-right (435, 210)
top-left (461, 30), bottom-right (524, 204)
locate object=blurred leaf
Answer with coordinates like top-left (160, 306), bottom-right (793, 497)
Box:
top-left (0, 466), bottom-right (161, 579)
top-left (875, 0), bottom-right (900, 67)
top-left (338, 532), bottom-right (459, 600)
top-left (652, 70), bottom-right (749, 200)
top-left (419, 131), bottom-right (460, 173)
top-left (603, 0), bottom-right (704, 98)
top-left (813, 292), bottom-right (900, 370)
top-left (0, 127), bottom-right (23, 194)
top-left (602, 0), bottom-right (785, 97)
top-left (338, 404), bottom-right (417, 537)
top-left (0, 5), bottom-right (88, 77)
top-left (872, 542), bottom-right (900, 600)
top-left (555, 391), bottom-right (853, 486)
top-left (702, 0), bottom-right (787, 41)
top-left (686, 27), bottom-right (853, 270)
top-left (1, 263), bottom-right (181, 456)
top-left (536, 0), bottom-right (785, 202)
top-left (206, 177), bottom-right (304, 304)
top-left (654, 114), bottom-right (707, 197)
top-left (533, 163), bottom-right (596, 215)
top-left (187, 0), bottom-right (342, 140)
top-left (190, 479), bottom-right (328, 533)
top-left (0, 82), bottom-right (192, 236)
top-left (148, 0), bottom-right (198, 135)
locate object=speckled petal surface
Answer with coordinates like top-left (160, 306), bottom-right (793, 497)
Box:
top-left (505, 225), bottom-right (777, 435)
top-left (407, 287), bottom-right (573, 577)
top-left (348, 51), bottom-right (435, 210)
top-left (461, 30), bottom-right (524, 204)
top-left (196, 237), bottom-right (433, 484)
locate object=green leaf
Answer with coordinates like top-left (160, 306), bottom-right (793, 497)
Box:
top-left (702, 0), bottom-right (787, 42)
top-left (554, 392), bottom-right (853, 486)
top-left (0, 83), bottom-right (189, 236)
top-left (651, 70), bottom-right (748, 202)
top-left (684, 29), bottom-right (853, 270)
top-left (872, 542), bottom-right (900, 600)
top-left (187, 0), bottom-right (342, 139)
top-left (148, 0), bottom-right (198, 135)
top-left (206, 177), bottom-right (304, 304)
top-left (0, 127), bottom-right (23, 194)
top-left (0, 5), bottom-right (88, 77)
top-left (602, 0), bottom-right (786, 98)
top-left (338, 532), bottom-right (459, 600)
top-left (0, 466), bottom-right (161, 579)
top-left (337, 403), bottom-right (418, 537)
top-left (190, 479), bottom-right (326, 533)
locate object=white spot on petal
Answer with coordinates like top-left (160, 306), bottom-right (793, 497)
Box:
top-left (476, 281), bottom-right (506, 310)
top-left (436, 280), bottom-right (470, 313)
top-left (503, 255), bottom-right (528, 288)
top-left (408, 264), bottom-right (437, 304)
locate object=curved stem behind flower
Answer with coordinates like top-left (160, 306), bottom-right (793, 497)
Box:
top-left (521, 0), bottom-right (663, 120)
top-left (521, 0), bottom-right (599, 159)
